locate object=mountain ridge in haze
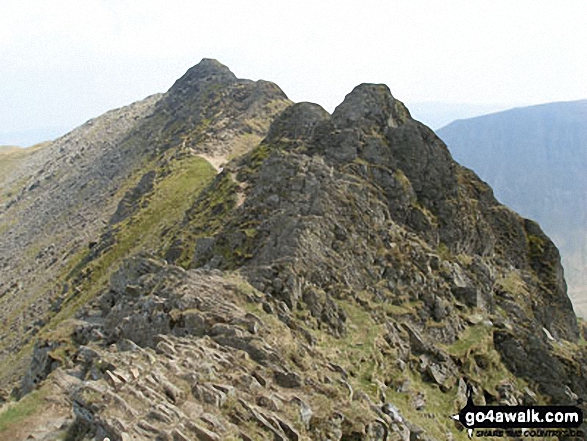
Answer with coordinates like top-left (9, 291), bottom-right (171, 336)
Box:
top-left (408, 101), bottom-right (512, 130)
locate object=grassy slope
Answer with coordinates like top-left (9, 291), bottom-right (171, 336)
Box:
top-left (55, 154), bottom-right (217, 324)
top-left (0, 153), bottom-right (217, 394)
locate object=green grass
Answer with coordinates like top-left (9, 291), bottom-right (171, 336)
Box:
top-left (497, 271), bottom-right (526, 293)
top-left (436, 241), bottom-right (451, 260)
top-left (384, 375), bottom-right (469, 441)
top-left (382, 300), bottom-right (424, 319)
top-left (443, 321), bottom-right (530, 399)
top-left (309, 298), bottom-right (532, 440)
top-left (0, 153), bottom-right (217, 385)
top-left (57, 155), bottom-right (216, 317)
top-left (527, 233), bottom-right (547, 257)
top-left (445, 322), bottom-right (492, 356)
top-left (310, 299), bottom-right (474, 440)
top-left (495, 271), bottom-right (534, 318)
top-left (0, 389), bottom-right (45, 433)
top-left (168, 170), bottom-right (239, 268)
top-left (236, 142), bottom-right (273, 182)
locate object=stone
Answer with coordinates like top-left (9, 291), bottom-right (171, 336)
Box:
top-left (5, 60), bottom-right (587, 441)
top-left (104, 371), bottom-right (123, 389)
top-left (257, 394), bottom-right (281, 411)
top-left (192, 384), bottom-right (226, 407)
top-left (291, 396), bottom-right (313, 428)
top-left (413, 392), bottom-right (426, 410)
top-left (275, 416), bottom-right (300, 441)
top-left (273, 371), bottom-right (302, 388)
top-left (171, 428), bottom-right (191, 441)
top-left (239, 399), bottom-right (287, 441)
top-left (186, 421), bottom-right (221, 441)
top-left (251, 370), bottom-right (267, 387)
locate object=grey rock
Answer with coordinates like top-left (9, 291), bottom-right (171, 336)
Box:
top-left (273, 370), bottom-right (303, 388)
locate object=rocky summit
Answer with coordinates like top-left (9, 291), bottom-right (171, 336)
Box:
top-left (0, 59), bottom-right (586, 440)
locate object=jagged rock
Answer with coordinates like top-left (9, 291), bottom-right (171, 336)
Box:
top-left (257, 394), bottom-right (281, 411)
top-left (75, 345), bottom-right (100, 366)
top-left (402, 324), bottom-right (428, 355)
top-left (171, 428), bottom-right (191, 441)
top-left (273, 370), bottom-right (303, 388)
top-left (239, 398), bottom-right (289, 440)
top-left (192, 383), bottom-right (227, 407)
top-left (18, 340), bottom-right (62, 397)
top-left (291, 396), bottom-right (313, 428)
top-left (104, 370), bottom-right (123, 389)
top-left (310, 412), bottom-right (344, 441)
top-left (275, 416), bottom-right (300, 441)
top-left (412, 392), bottom-right (426, 410)
top-left (382, 403), bottom-right (403, 423)
top-left (522, 387), bottom-right (538, 405)
top-left (4, 59), bottom-right (587, 441)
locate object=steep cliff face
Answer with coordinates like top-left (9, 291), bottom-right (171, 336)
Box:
top-left (182, 84), bottom-right (578, 341)
top-left (437, 101), bottom-right (587, 316)
top-left (1, 61), bottom-right (586, 441)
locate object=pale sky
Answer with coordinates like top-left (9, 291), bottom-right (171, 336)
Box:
top-left (1, 0), bottom-right (586, 145)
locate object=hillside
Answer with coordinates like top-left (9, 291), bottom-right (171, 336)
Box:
top-left (438, 100), bottom-right (587, 316)
top-left (0, 146), bottom-right (19, 153)
top-left (1, 60), bottom-right (586, 440)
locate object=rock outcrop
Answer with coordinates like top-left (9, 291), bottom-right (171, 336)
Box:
top-left (438, 101), bottom-right (587, 317)
top-left (1, 61), bottom-right (586, 440)
top-left (0, 59), bottom-right (290, 386)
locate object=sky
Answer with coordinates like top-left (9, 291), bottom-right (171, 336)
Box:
top-left (1, 0), bottom-right (586, 146)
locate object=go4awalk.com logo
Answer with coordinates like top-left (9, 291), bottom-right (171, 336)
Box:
top-left (451, 386), bottom-right (584, 438)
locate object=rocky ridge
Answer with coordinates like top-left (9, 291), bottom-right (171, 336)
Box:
top-left (1, 60), bottom-right (586, 440)
top-left (0, 59), bottom-right (290, 385)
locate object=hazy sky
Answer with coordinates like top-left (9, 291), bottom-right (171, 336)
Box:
top-left (1, 0), bottom-right (586, 145)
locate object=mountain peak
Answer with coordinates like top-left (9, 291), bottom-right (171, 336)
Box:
top-left (168, 58), bottom-right (237, 93)
top-left (191, 58), bottom-right (234, 75)
top-left (265, 102), bottom-right (330, 144)
top-left (3, 62), bottom-right (587, 440)
top-left (332, 83), bottom-right (410, 129)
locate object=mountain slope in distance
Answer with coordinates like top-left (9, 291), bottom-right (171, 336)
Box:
top-left (438, 100), bottom-right (587, 316)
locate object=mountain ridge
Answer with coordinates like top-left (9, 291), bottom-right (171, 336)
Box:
top-left (442, 98), bottom-right (587, 126)
top-left (1, 60), bottom-right (586, 440)
top-left (0, 59), bottom-right (291, 387)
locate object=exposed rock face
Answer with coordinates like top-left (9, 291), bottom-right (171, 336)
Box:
top-left (2, 61), bottom-right (587, 440)
top-left (437, 101), bottom-right (587, 316)
top-left (154, 58), bottom-right (290, 159)
top-left (189, 83), bottom-right (578, 341)
top-left (0, 59), bottom-right (290, 386)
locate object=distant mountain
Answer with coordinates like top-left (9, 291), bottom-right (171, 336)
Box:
top-left (408, 102), bottom-right (511, 130)
top-left (438, 100), bottom-right (587, 316)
